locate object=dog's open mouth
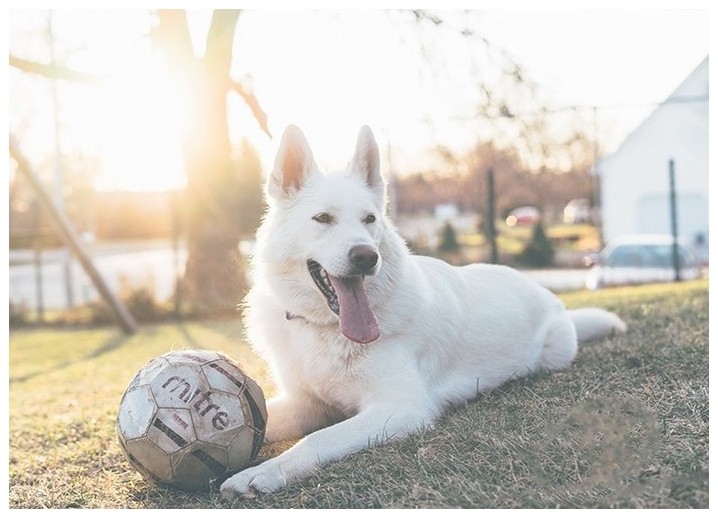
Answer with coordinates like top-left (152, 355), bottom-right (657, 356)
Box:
top-left (308, 260), bottom-right (380, 344)
top-left (308, 260), bottom-right (340, 315)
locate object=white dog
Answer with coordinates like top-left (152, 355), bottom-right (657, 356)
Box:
top-left (220, 125), bottom-right (626, 498)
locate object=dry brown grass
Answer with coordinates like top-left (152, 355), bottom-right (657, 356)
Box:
top-left (8, 280), bottom-right (708, 508)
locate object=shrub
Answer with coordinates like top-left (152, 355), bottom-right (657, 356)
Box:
top-left (9, 301), bottom-right (30, 327)
top-left (438, 221), bottom-right (460, 253)
top-left (518, 222), bottom-right (555, 267)
top-left (87, 285), bottom-right (169, 325)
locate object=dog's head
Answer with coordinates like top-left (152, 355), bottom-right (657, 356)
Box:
top-left (258, 125), bottom-right (388, 344)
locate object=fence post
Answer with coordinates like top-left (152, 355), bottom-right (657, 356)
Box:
top-left (668, 158), bottom-right (681, 282)
top-left (486, 168), bottom-right (498, 264)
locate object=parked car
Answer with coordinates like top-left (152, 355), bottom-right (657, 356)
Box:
top-left (563, 198), bottom-right (592, 224)
top-left (505, 206), bottom-right (540, 227)
top-left (585, 234), bottom-right (701, 290)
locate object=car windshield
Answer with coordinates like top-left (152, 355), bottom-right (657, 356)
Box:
top-left (605, 243), bottom-right (692, 268)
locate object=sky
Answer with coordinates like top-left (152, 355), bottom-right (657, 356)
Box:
top-left (7, 5), bottom-right (711, 191)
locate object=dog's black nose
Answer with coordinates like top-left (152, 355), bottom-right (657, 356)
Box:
top-left (349, 245), bottom-right (379, 274)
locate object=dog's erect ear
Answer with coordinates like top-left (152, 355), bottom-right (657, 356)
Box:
top-left (268, 125), bottom-right (319, 200)
top-left (350, 126), bottom-right (385, 205)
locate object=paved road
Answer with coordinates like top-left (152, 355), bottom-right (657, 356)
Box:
top-left (521, 268), bottom-right (589, 292)
top-left (9, 241), bottom-right (187, 311)
top-left (9, 241), bottom-right (589, 311)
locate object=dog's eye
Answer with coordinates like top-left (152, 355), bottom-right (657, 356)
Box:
top-left (312, 213), bottom-right (333, 224)
top-left (364, 214), bottom-right (376, 224)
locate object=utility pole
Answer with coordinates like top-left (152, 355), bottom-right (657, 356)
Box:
top-left (591, 105), bottom-right (604, 248)
top-left (486, 168), bottom-right (498, 264)
top-left (47, 10), bottom-right (75, 309)
top-left (668, 159), bottom-right (681, 282)
top-left (32, 200), bottom-right (44, 323)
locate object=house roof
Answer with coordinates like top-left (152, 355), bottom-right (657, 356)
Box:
top-left (600, 56), bottom-right (708, 168)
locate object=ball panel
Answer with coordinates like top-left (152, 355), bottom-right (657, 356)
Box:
top-left (128, 356), bottom-right (170, 389)
top-left (123, 436), bottom-right (174, 483)
top-left (148, 362), bottom-right (209, 409)
top-left (117, 384), bottom-right (157, 440)
top-left (165, 350), bottom-right (222, 365)
top-left (171, 443), bottom-right (229, 491)
top-left (147, 408), bottom-right (196, 454)
top-left (243, 377), bottom-right (268, 430)
top-left (238, 379), bottom-right (267, 459)
top-left (202, 358), bottom-right (248, 396)
top-left (192, 391), bottom-right (248, 444)
top-left (226, 426), bottom-right (256, 471)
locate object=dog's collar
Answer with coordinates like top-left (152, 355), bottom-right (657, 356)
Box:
top-left (285, 310), bottom-right (339, 329)
top-left (285, 311), bottom-right (307, 322)
top-left (285, 310), bottom-right (336, 329)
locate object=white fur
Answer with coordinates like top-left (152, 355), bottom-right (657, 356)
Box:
top-left (220, 126), bottom-right (626, 498)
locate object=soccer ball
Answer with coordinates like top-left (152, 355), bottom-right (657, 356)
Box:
top-left (116, 349), bottom-right (267, 491)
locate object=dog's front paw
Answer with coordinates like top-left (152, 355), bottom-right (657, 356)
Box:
top-left (220, 461), bottom-right (286, 499)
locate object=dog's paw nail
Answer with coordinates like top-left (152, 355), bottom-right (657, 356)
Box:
top-left (220, 476), bottom-right (256, 500)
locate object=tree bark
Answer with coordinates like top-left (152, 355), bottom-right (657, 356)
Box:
top-left (155, 9), bottom-right (249, 314)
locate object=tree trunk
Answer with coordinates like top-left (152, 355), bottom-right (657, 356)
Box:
top-left (155, 10), bottom-right (248, 314)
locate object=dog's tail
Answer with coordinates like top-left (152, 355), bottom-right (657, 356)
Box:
top-left (568, 308), bottom-right (627, 342)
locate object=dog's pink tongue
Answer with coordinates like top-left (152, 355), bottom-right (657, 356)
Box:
top-left (329, 275), bottom-right (380, 344)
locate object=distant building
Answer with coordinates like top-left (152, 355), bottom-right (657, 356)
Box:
top-left (434, 203), bottom-right (459, 222)
top-left (599, 57), bottom-right (708, 248)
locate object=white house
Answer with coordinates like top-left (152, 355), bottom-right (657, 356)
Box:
top-left (599, 57), bottom-right (708, 249)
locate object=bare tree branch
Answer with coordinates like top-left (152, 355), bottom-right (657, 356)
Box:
top-left (9, 54), bottom-right (106, 84)
top-left (230, 80), bottom-right (271, 138)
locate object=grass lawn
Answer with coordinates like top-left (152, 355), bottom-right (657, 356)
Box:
top-left (8, 280), bottom-right (708, 508)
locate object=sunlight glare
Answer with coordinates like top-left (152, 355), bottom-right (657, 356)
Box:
top-left (94, 54), bottom-right (186, 192)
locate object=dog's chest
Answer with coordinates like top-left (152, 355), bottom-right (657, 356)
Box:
top-left (284, 324), bottom-right (369, 414)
